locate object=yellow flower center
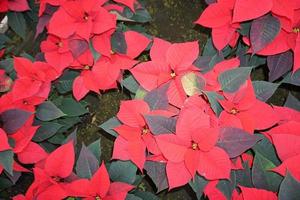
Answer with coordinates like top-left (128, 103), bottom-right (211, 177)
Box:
top-left (110, 50), bottom-right (116, 55)
top-left (96, 196), bottom-right (102, 200)
top-left (230, 108), bottom-right (239, 115)
top-left (191, 142), bottom-right (199, 150)
top-left (83, 65), bottom-right (90, 70)
top-left (142, 127), bottom-right (150, 135)
top-left (170, 72), bottom-right (176, 78)
top-left (56, 41), bottom-right (63, 48)
top-left (83, 12), bottom-right (89, 21)
top-left (293, 28), bottom-right (300, 34)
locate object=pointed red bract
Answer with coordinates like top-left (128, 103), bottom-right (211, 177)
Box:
top-left (44, 141), bottom-right (75, 178)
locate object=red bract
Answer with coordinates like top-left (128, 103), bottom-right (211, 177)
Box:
top-left (113, 0), bottom-right (136, 11)
top-left (233, 186), bottom-right (278, 200)
top-left (11, 122), bottom-right (47, 164)
top-left (156, 96), bottom-right (231, 189)
top-left (218, 80), bottom-right (279, 133)
top-left (195, 0), bottom-right (240, 50)
top-left (12, 57), bottom-right (59, 103)
top-left (112, 100), bottom-right (162, 170)
top-left (66, 162), bottom-right (134, 199)
top-left (0, 0), bottom-right (30, 12)
top-left (0, 128), bottom-right (11, 151)
top-left (18, 141), bottom-right (75, 199)
top-left (131, 38), bottom-right (200, 107)
top-left (48, 0), bottom-right (116, 40)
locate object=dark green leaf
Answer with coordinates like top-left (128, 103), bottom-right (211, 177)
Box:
top-left (144, 115), bottom-right (176, 135)
top-left (109, 161), bottom-right (137, 184)
top-left (7, 12), bottom-right (27, 39)
top-left (204, 91), bottom-right (224, 116)
top-left (217, 172), bottom-right (236, 200)
top-left (87, 139), bottom-right (101, 162)
top-left (253, 81), bottom-right (279, 102)
top-left (0, 150), bottom-right (13, 175)
top-left (133, 191), bottom-right (159, 200)
top-left (33, 123), bottom-right (63, 142)
top-left (144, 161), bottom-right (168, 193)
top-left (284, 93), bottom-right (300, 112)
top-left (250, 15), bottom-right (281, 54)
top-left (76, 144), bottom-right (99, 179)
top-left (252, 152), bottom-right (282, 192)
top-left (36, 101), bottom-right (65, 121)
top-left (189, 174), bottom-right (208, 200)
top-left (111, 30), bottom-right (127, 54)
top-left (59, 98), bottom-right (88, 117)
top-left (1, 109), bottom-right (32, 134)
top-left (217, 127), bottom-right (260, 158)
top-left (279, 172), bottom-right (300, 200)
top-left (99, 117), bottom-right (121, 137)
top-left (122, 75), bottom-right (140, 94)
top-left (144, 83), bottom-right (169, 110)
top-left (218, 67), bottom-right (252, 92)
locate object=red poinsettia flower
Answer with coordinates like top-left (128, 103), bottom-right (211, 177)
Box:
top-left (70, 50), bottom-right (105, 100)
top-left (66, 162), bottom-right (134, 200)
top-left (218, 80), bottom-right (279, 133)
top-left (155, 96), bottom-right (231, 189)
top-left (41, 34), bottom-right (85, 73)
top-left (17, 141), bottom-right (75, 199)
top-left (48, 0), bottom-right (116, 40)
top-left (131, 38), bottom-right (200, 108)
top-left (0, 0), bottom-right (30, 12)
top-left (195, 0), bottom-right (240, 50)
top-left (11, 57), bottom-right (59, 102)
top-left (94, 31), bottom-right (150, 90)
top-left (112, 100), bottom-right (163, 170)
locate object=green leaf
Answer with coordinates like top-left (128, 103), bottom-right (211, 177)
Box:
top-left (87, 139), bottom-right (101, 162)
top-left (279, 172), bottom-right (300, 200)
top-left (76, 144), bottom-right (99, 179)
top-left (126, 194), bottom-right (143, 200)
top-left (218, 67), bottom-right (252, 92)
top-left (217, 172), bottom-right (236, 200)
top-left (109, 161), bottom-right (137, 184)
top-left (33, 123), bottom-right (63, 142)
top-left (252, 134), bottom-right (281, 165)
top-left (189, 174), bottom-right (208, 200)
top-left (133, 191), bottom-right (159, 200)
top-left (122, 75), bottom-right (140, 94)
top-left (253, 81), bottom-right (279, 102)
top-left (252, 152), bottom-right (282, 192)
top-left (7, 12), bottom-right (27, 39)
top-left (55, 70), bottom-right (79, 94)
top-left (99, 117), bottom-right (121, 137)
top-left (202, 37), bottom-right (217, 56)
top-left (284, 93), bottom-right (300, 112)
top-left (36, 101), bottom-right (66, 121)
top-left (59, 98), bottom-right (88, 117)
top-left (0, 150), bottom-right (14, 175)
top-left (236, 162), bottom-right (253, 187)
top-left (144, 161), bottom-right (168, 193)
top-left (204, 91), bottom-right (224, 116)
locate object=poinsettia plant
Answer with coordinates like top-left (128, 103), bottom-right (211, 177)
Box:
top-left (0, 0), bottom-right (300, 199)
